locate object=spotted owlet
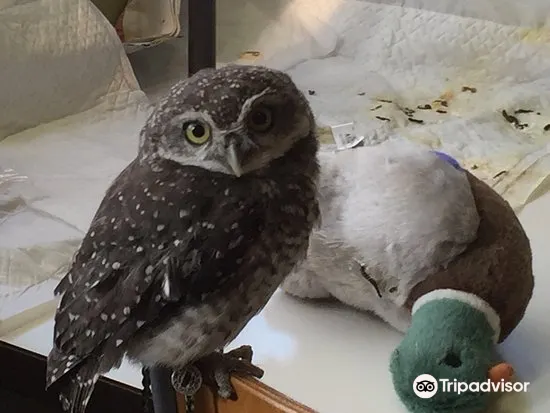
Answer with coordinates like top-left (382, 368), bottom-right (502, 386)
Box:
top-left (46, 64), bottom-right (320, 413)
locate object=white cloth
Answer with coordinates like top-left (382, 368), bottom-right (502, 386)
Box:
top-left (121, 0), bottom-right (181, 53)
top-left (244, 0), bottom-right (550, 211)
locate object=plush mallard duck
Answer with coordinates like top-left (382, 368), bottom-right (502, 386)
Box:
top-left (281, 140), bottom-right (534, 413)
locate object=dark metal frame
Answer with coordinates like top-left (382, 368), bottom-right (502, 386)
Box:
top-left (0, 341), bottom-right (143, 413)
top-left (185, 0), bottom-right (216, 75)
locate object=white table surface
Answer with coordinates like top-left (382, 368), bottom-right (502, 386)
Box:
top-left (3, 191), bottom-right (550, 413)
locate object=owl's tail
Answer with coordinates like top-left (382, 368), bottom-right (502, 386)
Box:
top-left (47, 348), bottom-right (101, 413)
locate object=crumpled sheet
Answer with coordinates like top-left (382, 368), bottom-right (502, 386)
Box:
top-left (0, 0), bottom-right (150, 335)
top-left (118, 0), bottom-right (181, 53)
top-left (241, 0), bottom-right (550, 212)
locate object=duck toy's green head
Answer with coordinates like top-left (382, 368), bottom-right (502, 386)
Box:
top-left (390, 291), bottom-right (516, 413)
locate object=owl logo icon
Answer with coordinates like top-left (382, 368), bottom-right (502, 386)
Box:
top-left (413, 374), bottom-right (438, 398)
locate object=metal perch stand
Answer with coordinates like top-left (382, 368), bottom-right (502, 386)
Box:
top-left (145, 367), bottom-right (179, 413)
top-left (143, 0), bottom-right (216, 411)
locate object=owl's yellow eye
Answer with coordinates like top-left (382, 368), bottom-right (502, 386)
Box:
top-left (247, 106), bottom-right (273, 132)
top-left (183, 121), bottom-right (211, 145)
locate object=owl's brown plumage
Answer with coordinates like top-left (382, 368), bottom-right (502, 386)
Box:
top-left (46, 65), bottom-right (320, 413)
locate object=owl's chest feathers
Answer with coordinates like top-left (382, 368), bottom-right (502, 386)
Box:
top-left (132, 269), bottom-right (279, 368)
top-left (130, 173), bottom-right (317, 368)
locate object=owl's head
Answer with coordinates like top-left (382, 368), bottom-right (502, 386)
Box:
top-left (140, 65), bottom-right (316, 177)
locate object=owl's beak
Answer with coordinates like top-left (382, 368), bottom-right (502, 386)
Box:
top-left (227, 142), bottom-right (242, 177)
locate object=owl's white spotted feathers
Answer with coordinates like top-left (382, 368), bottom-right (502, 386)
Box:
top-left (46, 65), bottom-right (320, 413)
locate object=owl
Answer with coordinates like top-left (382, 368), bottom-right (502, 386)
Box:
top-left (46, 64), bottom-right (320, 413)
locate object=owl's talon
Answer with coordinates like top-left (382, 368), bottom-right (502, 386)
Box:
top-left (194, 345), bottom-right (264, 400)
top-left (225, 344), bottom-right (254, 362)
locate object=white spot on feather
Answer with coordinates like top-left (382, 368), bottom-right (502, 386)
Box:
top-left (100, 313), bottom-right (108, 321)
top-left (116, 339), bottom-right (123, 347)
top-left (162, 275), bottom-right (171, 298)
top-left (145, 265), bottom-right (154, 275)
top-left (112, 262), bottom-right (121, 269)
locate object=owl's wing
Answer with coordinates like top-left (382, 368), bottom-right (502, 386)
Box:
top-left (49, 160), bottom-right (266, 381)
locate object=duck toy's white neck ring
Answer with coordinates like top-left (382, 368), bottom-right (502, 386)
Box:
top-left (411, 288), bottom-right (501, 344)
